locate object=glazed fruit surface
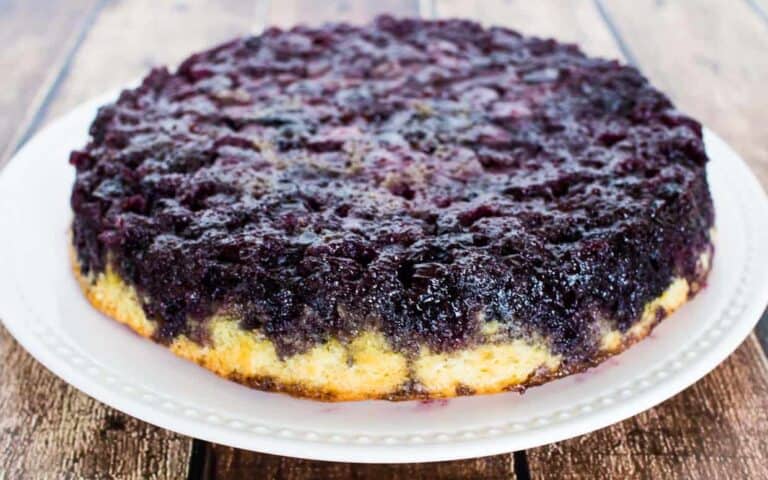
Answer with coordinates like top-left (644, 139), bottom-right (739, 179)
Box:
top-left (71, 16), bottom-right (714, 361)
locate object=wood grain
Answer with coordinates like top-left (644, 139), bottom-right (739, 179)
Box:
top-left (204, 448), bottom-right (518, 480)
top-left (0, 325), bottom-right (192, 479)
top-left (0, 0), bottom-right (100, 163)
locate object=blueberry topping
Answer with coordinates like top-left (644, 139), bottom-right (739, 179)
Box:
top-left (71, 17), bottom-right (713, 358)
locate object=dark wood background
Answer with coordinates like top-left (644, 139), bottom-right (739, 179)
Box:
top-left (2, 0), bottom-right (768, 478)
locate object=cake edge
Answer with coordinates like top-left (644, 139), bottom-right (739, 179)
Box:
top-left (71, 244), bottom-right (712, 402)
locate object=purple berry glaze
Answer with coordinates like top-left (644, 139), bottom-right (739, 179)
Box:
top-left (71, 16), bottom-right (713, 360)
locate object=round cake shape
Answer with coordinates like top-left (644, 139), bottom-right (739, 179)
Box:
top-left (70, 16), bottom-right (714, 400)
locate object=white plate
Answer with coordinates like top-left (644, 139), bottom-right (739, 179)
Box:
top-left (1, 90), bottom-right (767, 464)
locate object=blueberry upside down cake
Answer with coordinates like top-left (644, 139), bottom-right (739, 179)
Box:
top-left (70, 16), bottom-right (714, 400)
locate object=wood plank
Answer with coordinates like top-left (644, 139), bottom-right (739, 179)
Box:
top-left (0, 0), bottom-right (100, 162)
top-left (0, 325), bottom-right (192, 478)
top-left (528, 337), bottom-right (768, 479)
top-left (205, 448), bottom-right (517, 480)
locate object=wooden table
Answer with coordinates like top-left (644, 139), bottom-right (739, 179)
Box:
top-left (2, 1), bottom-right (768, 478)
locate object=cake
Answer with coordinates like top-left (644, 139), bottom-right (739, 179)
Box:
top-left (70, 16), bottom-right (714, 401)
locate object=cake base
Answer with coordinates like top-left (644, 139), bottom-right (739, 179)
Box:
top-left (72, 248), bottom-right (709, 401)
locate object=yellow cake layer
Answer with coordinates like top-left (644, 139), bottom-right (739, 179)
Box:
top-left (73, 252), bottom-right (703, 401)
